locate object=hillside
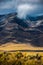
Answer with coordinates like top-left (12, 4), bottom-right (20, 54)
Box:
top-left (0, 13), bottom-right (43, 48)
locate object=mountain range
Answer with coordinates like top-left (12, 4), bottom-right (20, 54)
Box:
top-left (0, 13), bottom-right (43, 47)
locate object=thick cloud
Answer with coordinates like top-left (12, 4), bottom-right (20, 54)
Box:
top-left (0, 0), bottom-right (11, 2)
top-left (39, 0), bottom-right (43, 4)
top-left (0, 0), bottom-right (43, 15)
top-left (17, 4), bottom-right (37, 19)
top-left (0, 0), bottom-right (7, 1)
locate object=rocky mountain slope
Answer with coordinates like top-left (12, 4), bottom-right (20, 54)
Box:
top-left (0, 13), bottom-right (43, 47)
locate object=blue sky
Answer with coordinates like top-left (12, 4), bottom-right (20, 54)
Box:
top-left (0, 0), bottom-right (43, 18)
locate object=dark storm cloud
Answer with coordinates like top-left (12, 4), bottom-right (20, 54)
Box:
top-left (0, 0), bottom-right (11, 2)
top-left (0, 0), bottom-right (5, 2)
top-left (39, 0), bottom-right (43, 4)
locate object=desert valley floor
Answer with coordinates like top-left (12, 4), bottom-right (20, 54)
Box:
top-left (0, 42), bottom-right (43, 51)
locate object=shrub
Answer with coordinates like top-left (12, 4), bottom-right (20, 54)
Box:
top-left (0, 51), bottom-right (43, 65)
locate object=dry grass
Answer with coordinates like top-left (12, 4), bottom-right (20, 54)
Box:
top-left (0, 51), bottom-right (43, 65)
top-left (0, 42), bottom-right (43, 51)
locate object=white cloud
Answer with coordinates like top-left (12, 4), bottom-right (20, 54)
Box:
top-left (17, 4), bottom-right (37, 19)
top-left (0, 0), bottom-right (43, 15)
top-left (0, 0), bottom-right (41, 9)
